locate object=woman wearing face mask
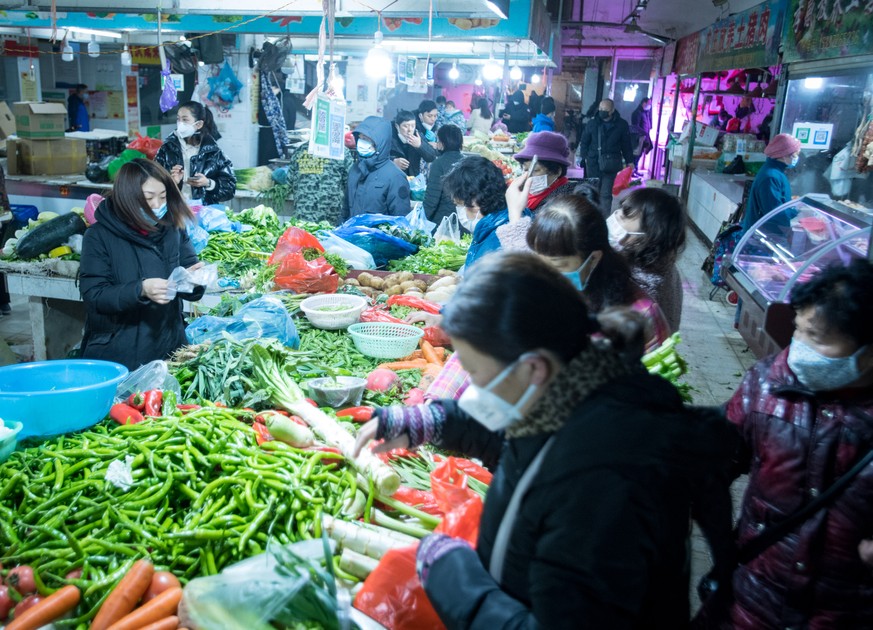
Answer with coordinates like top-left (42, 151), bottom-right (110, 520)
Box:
top-left (354, 251), bottom-right (736, 629)
top-left (608, 188), bottom-right (687, 332)
top-left (391, 109), bottom-right (439, 177)
top-left (697, 260), bottom-right (873, 629)
top-left (423, 124), bottom-right (465, 224)
top-left (155, 101), bottom-right (236, 206)
top-left (441, 155), bottom-right (528, 269)
top-left (79, 159), bottom-right (205, 371)
top-left (512, 131), bottom-right (577, 211)
top-left (741, 133), bottom-right (801, 234)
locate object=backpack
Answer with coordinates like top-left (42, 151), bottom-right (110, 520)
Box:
top-left (702, 202), bottom-right (744, 297)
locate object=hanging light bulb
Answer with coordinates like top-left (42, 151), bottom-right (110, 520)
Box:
top-left (482, 55), bottom-right (502, 82)
top-left (475, 78), bottom-right (483, 86)
top-left (62, 40), bottom-right (74, 62)
top-left (448, 63), bottom-right (459, 81)
top-left (509, 65), bottom-right (522, 81)
top-left (365, 30), bottom-right (392, 79)
top-left (88, 35), bottom-right (100, 58)
top-left (531, 73), bottom-right (541, 84)
top-left (120, 44), bottom-right (132, 67)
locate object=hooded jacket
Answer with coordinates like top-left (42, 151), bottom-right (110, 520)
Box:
top-left (347, 117), bottom-right (412, 217)
top-left (464, 207), bottom-right (532, 269)
top-left (79, 199), bottom-right (204, 371)
top-left (720, 349), bottom-right (873, 629)
top-left (423, 350), bottom-right (737, 629)
top-left (155, 133), bottom-right (236, 206)
top-left (531, 113), bottom-right (556, 133)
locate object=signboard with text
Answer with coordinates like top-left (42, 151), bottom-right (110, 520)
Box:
top-left (783, 0), bottom-right (873, 62)
top-left (697, 0), bottom-right (787, 72)
top-left (673, 34), bottom-right (700, 76)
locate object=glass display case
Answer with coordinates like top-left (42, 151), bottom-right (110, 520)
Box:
top-left (724, 194), bottom-right (872, 357)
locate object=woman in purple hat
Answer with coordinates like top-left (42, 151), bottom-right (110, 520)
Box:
top-left (512, 132), bottom-right (578, 212)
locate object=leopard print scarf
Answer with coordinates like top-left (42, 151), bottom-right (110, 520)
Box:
top-left (506, 345), bottom-right (634, 439)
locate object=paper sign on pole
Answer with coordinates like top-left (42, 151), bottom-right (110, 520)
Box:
top-left (309, 93), bottom-right (347, 161)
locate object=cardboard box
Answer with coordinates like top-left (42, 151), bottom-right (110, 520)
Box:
top-left (12, 102), bottom-right (67, 139)
top-left (5, 137), bottom-right (87, 175)
top-left (0, 102), bottom-right (15, 139)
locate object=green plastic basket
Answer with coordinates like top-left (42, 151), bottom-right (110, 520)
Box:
top-left (347, 322), bottom-right (424, 359)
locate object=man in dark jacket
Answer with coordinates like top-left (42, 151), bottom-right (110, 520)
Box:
top-left (501, 89), bottom-right (531, 134)
top-left (423, 124), bottom-right (464, 224)
top-left (578, 99), bottom-right (634, 215)
top-left (629, 97), bottom-right (653, 175)
top-left (346, 116), bottom-right (411, 217)
top-left (707, 260), bottom-right (873, 630)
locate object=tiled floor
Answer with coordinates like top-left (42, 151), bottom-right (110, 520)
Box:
top-left (0, 233), bottom-right (755, 613)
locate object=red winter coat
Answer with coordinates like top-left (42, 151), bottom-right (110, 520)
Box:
top-left (725, 348), bottom-right (873, 629)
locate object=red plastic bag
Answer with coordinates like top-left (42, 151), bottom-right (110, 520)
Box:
top-left (269, 227), bottom-right (338, 294)
top-left (422, 326), bottom-right (451, 348)
top-left (391, 486), bottom-right (442, 516)
top-left (360, 306), bottom-right (406, 324)
top-left (387, 295), bottom-right (441, 314)
top-left (612, 166), bottom-right (635, 196)
top-left (431, 457), bottom-right (483, 544)
top-left (127, 133), bottom-right (163, 160)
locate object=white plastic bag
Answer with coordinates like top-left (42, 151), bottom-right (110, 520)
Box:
top-left (406, 202), bottom-right (436, 236)
top-left (318, 231), bottom-right (376, 270)
top-left (166, 263), bottom-right (219, 300)
top-left (434, 212), bottom-right (461, 244)
top-left (115, 360), bottom-right (181, 403)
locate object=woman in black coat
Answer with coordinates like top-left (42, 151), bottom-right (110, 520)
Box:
top-left (354, 252), bottom-right (736, 629)
top-left (391, 109), bottom-right (439, 177)
top-left (423, 125), bottom-right (464, 224)
top-left (79, 159), bottom-right (205, 370)
top-left (155, 101), bottom-right (236, 206)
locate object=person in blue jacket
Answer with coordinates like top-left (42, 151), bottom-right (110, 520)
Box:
top-left (531, 96), bottom-right (556, 133)
top-left (346, 116), bottom-right (411, 217)
top-left (741, 133), bottom-right (801, 234)
top-left (67, 84), bottom-right (90, 132)
top-left (443, 155), bottom-right (530, 269)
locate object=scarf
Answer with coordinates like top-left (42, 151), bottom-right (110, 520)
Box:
top-left (506, 344), bottom-right (633, 439)
top-left (527, 176), bottom-right (570, 211)
top-left (260, 72), bottom-right (288, 159)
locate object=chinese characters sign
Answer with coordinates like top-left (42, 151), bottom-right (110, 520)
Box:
top-left (697, 0), bottom-right (787, 72)
top-left (783, 0), bottom-right (873, 62)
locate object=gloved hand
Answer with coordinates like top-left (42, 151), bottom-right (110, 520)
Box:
top-left (352, 402), bottom-right (446, 457)
top-left (416, 533), bottom-right (472, 585)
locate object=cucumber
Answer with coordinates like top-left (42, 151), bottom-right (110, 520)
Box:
top-left (15, 212), bottom-right (86, 260)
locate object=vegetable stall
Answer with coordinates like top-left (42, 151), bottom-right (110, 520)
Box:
top-left (0, 200), bottom-right (693, 629)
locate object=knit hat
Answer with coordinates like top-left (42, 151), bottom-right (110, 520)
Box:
top-left (513, 131), bottom-right (571, 166)
top-left (764, 133), bottom-right (802, 159)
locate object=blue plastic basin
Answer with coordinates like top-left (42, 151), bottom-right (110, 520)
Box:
top-left (0, 360), bottom-right (129, 439)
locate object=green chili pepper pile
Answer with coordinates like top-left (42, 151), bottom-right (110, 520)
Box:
top-left (0, 408), bottom-right (362, 624)
top-left (199, 230), bottom-right (279, 279)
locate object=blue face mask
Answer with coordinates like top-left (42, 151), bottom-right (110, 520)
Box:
top-left (787, 338), bottom-right (869, 391)
top-left (357, 139), bottom-right (376, 157)
top-left (141, 203), bottom-right (167, 225)
top-left (562, 253), bottom-right (598, 291)
top-left (788, 154), bottom-right (800, 168)
top-left (153, 203), bottom-right (168, 220)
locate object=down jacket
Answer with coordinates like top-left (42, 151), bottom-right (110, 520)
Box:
top-left (347, 117), bottom-right (411, 217)
top-left (155, 133), bottom-right (236, 206)
top-left (79, 199), bottom-right (204, 371)
top-left (724, 348), bottom-right (873, 629)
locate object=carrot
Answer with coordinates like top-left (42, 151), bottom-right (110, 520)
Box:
top-left (106, 587), bottom-right (182, 630)
top-left (378, 359), bottom-right (428, 370)
top-left (418, 363), bottom-right (443, 390)
top-left (90, 559), bottom-right (155, 630)
top-left (420, 340), bottom-right (442, 366)
top-left (6, 585), bottom-right (80, 630)
top-left (401, 347), bottom-right (446, 362)
top-left (136, 616), bottom-right (180, 630)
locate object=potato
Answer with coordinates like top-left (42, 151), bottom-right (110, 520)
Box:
top-left (400, 280), bottom-right (417, 291)
top-left (385, 285), bottom-right (403, 296)
top-left (357, 272), bottom-right (374, 287)
top-left (429, 276), bottom-right (457, 290)
top-left (344, 278), bottom-right (360, 286)
top-left (369, 276), bottom-right (386, 290)
top-left (437, 269), bottom-right (457, 277)
top-left (404, 287), bottom-right (423, 295)
top-left (397, 271), bottom-right (414, 283)
top-left (383, 273), bottom-right (401, 287)
top-left (412, 280), bottom-right (427, 291)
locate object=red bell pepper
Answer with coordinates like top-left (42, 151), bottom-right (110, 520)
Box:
top-left (126, 392), bottom-right (145, 411)
top-left (335, 406), bottom-right (374, 422)
top-left (143, 390), bottom-right (163, 417)
top-left (110, 403), bottom-right (144, 425)
top-left (252, 422), bottom-right (273, 446)
top-left (387, 295), bottom-right (442, 314)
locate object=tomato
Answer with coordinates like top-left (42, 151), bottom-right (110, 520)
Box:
top-left (6, 565), bottom-right (36, 595)
top-left (0, 585), bottom-right (13, 620)
top-left (65, 568), bottom-right (83, 581)
top-left (13, 594), bottom-right (43, 618)
top-left (141, 571), bottom-right (181, 604)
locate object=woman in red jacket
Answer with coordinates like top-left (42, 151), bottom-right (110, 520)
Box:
top-left (707, 259), bottom-right (873, 629)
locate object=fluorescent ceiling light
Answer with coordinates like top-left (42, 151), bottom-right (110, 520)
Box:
top-left (802, 77), bottom-right (823, 90)
top-left (68, 27), bottom-right (123, 39)
top-left (382, 40), bottom-right (474, 55)
top-left (484, 0), bottom-right (508, 19)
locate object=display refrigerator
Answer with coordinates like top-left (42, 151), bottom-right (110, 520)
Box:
top-left (724, 194), bottom-right (872, 358)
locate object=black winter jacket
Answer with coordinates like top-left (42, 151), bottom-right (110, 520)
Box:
top-left (155, 133), bottom-right (236, 205)
top-left (425, 374), bottom-right (736, 629)
top-left (423, 150), bottom-right (463, 224)
top-left (578, 114), bottom-right (634, 176)
top-left (390, 126), bottom-right (439, 177)
top-left (79, 199), bottom-right (204, 371)
top-left (347, 117), bottom-right (411, 217)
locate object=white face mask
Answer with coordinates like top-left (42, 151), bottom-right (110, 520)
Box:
top-left (458, 354), bottom-right (540, 431)
top-left (176, 122), bottom-right (198, 139)
top-left (357, 138), bottom-right (376, 157)
top-left (528, 174), bottom-right (549, 195)
top-left (606, 212), bottom-right (644, 248)
top-left (457, 206), bottom-right (480, 232)
top-left (787, 338), bottom-right (869, 391)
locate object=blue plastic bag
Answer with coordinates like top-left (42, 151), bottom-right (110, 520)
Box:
top-left (187, 223), bottom-right (210, 254)
top-left (185, 296), bottom-right (300, 348)
top-left (333, 226), bottom-right (417, 267)
top-left (340, 214), bottom-right (415, 231)
top-left (197, 206), bottom-right (246, 233)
